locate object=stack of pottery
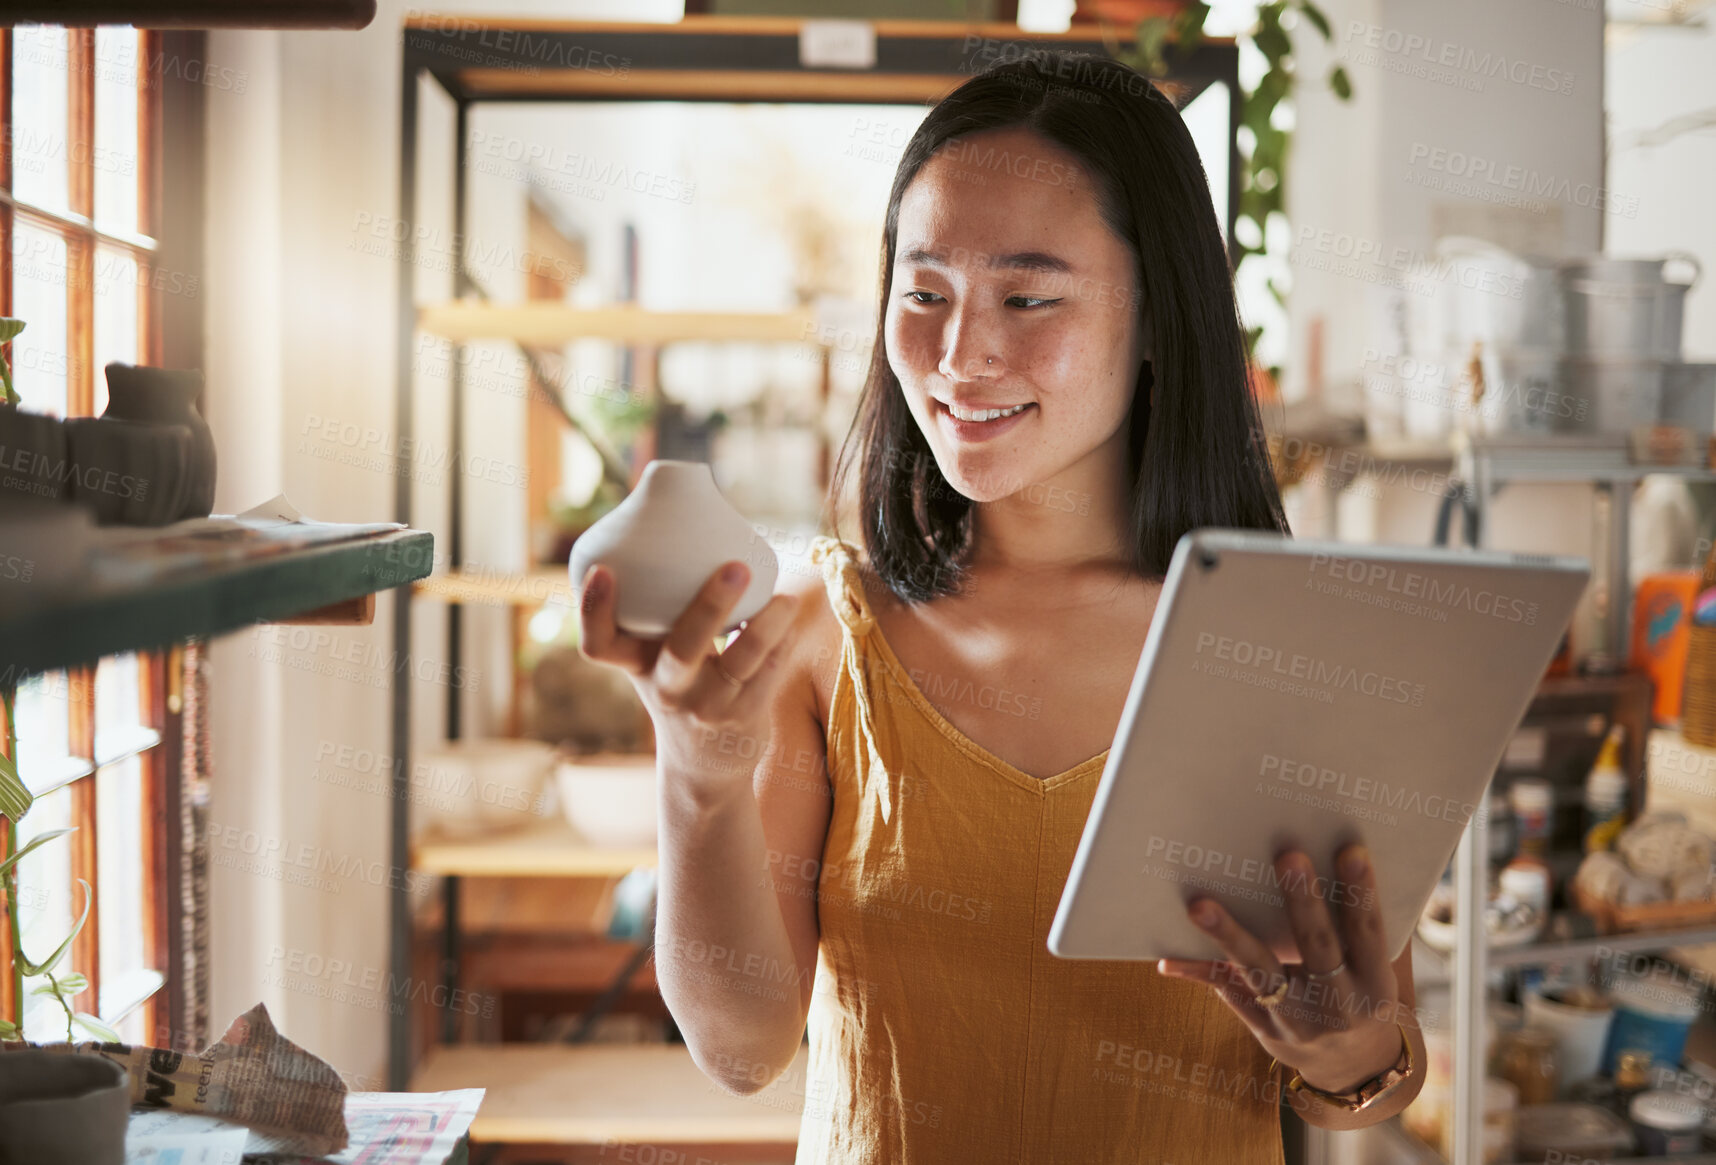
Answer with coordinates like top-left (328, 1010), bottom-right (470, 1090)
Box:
top-left (0, 362), bottom-right (216, 525)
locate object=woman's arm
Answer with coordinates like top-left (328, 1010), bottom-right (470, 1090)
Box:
top-left (650, 567), bottom-right (834, 1095)
top-left (1289, 945), bottom-right (1425, 1132)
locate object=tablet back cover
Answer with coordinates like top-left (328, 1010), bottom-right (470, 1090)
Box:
top-left (1048, 529), bottom-right (1589, 963)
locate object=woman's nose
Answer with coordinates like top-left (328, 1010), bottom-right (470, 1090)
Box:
top-left (936, 303), bottom-right (1007, 382)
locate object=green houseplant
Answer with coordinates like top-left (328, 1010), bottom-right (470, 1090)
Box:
top-left (0, 657), bottom-right (119, 1045)
top-left (1114, 1), bottom-right (1353, 380)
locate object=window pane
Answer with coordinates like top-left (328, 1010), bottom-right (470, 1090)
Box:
top-left (11, 223), bottom-right (70, 417)
top-left (11, 27), bottom-right (71, 214)
top-left (93, 28), bottom-right (141, 235)
top-left (14, 671), bottom-right (72, 792)
top-left (93, 247), bottom-right (140, 417)
top-left (97, 754), bottom-right (147, 990)
top-left (16, 784), bottom-right (75, 1042)
top-left (94, 653), bottom-right (142, 753)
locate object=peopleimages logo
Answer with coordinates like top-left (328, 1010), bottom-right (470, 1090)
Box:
top-left (1193, 633), bottom-right (1427, 707)
top-left (1142, 835), bottom-right (1372, 909)
top-left (1307, 553), bottom-right (1540, 625)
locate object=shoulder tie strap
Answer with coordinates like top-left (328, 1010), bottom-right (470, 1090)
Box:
top-left (808, 535), bottom-right (875, 637)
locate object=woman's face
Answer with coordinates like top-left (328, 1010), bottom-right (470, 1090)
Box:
top-left (885, 125), bottom-right (1146, 505)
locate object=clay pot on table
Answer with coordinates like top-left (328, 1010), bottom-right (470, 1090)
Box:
top-left (63, 416), bottom-right (189, 526)
top-left (0, 1050), bottom-right (130, 1165)
top-left (102, 362), bottom-right (216, 520)
top-left (568, 459), bottom-right (778, 637)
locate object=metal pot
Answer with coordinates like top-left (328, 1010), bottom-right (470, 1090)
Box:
top-left (1560, 253), bottom-right (1701, 360)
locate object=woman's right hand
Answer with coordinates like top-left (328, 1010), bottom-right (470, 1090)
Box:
top-left (576, 559), bottom-right (800, 792)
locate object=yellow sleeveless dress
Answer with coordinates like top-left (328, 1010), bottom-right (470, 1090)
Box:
top-left (796, 535), bottom-right (1287, 1165)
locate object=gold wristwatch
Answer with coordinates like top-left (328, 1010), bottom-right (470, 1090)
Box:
top-left (1274, 1023), bottom-right (1415, 1113)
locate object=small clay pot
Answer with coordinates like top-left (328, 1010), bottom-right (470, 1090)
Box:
top-left (0, 407), bottom-right (70, 503)
top-left (0, 1050), bottom-right (130, 1165)
top-left (568, 460), bottom-right (778, 637)
top-left (103, 362), bottom-right (216, 520)
top-left (63, 416), bottom-right (189, 526)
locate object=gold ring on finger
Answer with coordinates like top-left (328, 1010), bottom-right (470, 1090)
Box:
top-left (711, 654), bottom-right (743, 692)
top-left (1252, 975), bottom-right (1289, 1009)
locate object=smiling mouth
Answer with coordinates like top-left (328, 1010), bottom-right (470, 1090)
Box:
top-left (939, 400), bottom-right (1035, 423)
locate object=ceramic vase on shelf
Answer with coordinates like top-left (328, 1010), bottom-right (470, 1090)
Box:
top-left (63, 416), bottom-right (189, 526)
top-left (102, 362), bottom-right (216, 520)
top-left (569, 460), bottom-right (778, 637)
top-left (0, 408), bottom-right (68, 503)
top-left (0, 1051), bottom-right (129, 1165)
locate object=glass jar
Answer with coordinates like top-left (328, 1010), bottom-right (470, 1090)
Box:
top-left (1496, 1026), bottom-right (1560, 1106)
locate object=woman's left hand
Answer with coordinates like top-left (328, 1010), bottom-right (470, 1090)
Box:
top-left (1156, 843), bottom-right (1412, 1097)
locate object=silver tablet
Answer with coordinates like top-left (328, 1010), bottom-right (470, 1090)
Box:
top-left (1048, 529), bottom-right (1590, 964)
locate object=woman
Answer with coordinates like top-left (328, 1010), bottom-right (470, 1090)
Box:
top-left (578, 48), bottom-right (1425, 1163)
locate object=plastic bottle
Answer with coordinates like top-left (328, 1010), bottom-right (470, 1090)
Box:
top-left (1585, 724), bottom-right (1628, 853)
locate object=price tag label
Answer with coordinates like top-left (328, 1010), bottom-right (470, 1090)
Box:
top-left (799, 19), bottom-right (876, 70)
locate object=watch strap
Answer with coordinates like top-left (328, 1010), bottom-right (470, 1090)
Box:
top-left (1272, 1022), bottom-right (1415, 1113)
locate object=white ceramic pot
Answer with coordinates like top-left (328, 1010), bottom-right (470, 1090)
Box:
top-left (410, 738), bottom-right (559, 838)
top-left (556, 753), bottom-right (657, 848)
top-left (569, 460), bottom-right (778, 637)
top-left (1524, 987), bottom-right (1614, 1096)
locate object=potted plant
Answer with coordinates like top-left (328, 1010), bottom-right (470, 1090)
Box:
top-left (0, 690), bottom-right (130, 1165)
top-left (1114, 2), bottom-right (1354, 387)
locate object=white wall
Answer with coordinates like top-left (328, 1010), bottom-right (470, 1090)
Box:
top-left (1605, 5), bottom-right (1716, 360)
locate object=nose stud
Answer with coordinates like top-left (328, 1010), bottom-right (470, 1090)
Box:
top-left (987, 357), bottom-right (994, 365)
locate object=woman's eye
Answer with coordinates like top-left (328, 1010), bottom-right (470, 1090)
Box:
top-left (1007, 296), bottom-right (1061, 309)
top-left (902, 290), bottom-right (941, 305)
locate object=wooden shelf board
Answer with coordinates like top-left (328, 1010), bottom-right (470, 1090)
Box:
top-left (414, 818), bottom-right (655, 878)
top-left (413, 569), bottom-right (572, 608)
top-left (0, 527), bottom-right (432, 679)
top-left (417, 303), bottom-right (820, 347)
top-left (410, 1043), bottom-right (806, 1146)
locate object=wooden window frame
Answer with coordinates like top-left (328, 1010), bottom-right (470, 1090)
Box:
top-left (0, 25), bottom-right (186, 1047)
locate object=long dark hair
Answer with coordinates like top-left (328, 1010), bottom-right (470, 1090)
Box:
top-left (827, 49), bottom-right (1289, 602)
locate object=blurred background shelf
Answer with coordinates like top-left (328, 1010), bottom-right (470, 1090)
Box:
top-left (417, 303), bottom-right (821, 346)
top-left (412, 820), bottom-right (656, 878)
top-left (410, 1042), bottom-right (806, 1151)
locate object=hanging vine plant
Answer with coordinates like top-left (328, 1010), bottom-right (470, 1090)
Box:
top-left (1113, 1), bottom-right (1353, 375)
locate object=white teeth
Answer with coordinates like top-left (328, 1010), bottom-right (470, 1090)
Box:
top-left (947, 402), bottom-right (1029, 422)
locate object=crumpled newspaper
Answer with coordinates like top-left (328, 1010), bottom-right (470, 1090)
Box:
top-left (0, 1002), bottom-right (348, 1156)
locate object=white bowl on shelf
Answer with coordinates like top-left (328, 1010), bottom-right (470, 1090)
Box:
top-left (555, 754), bottom-right (657, 848)
top-left (411, 737), bottom-right (560, 838)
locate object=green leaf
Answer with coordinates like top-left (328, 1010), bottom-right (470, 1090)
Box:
top-left (0, 827), bottom-right (73, 880)
top-left (0, 1018), bottom-right (17, 1039)
top-left (0, 753), bottom-right (31, 824)
top-left (1297, 0), bottom-right (1333, 40)
top-left (72, 1012), bottom-right (120, 1043)
top-left (18, 878), bottom-right (91, 978)
top-left (54, 972), bottom-right (88, 997)
top-left (0, 319), bottom-right (25, 345)
top-left (1329, 64), bottom-right (1353, 100)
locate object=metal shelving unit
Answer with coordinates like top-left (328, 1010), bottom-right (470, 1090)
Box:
top-left (1436, 431), bottom-right (1715, 1165)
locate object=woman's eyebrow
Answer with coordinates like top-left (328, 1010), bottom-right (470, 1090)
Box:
top-left (899, 246), bottom-right (1074, 274)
